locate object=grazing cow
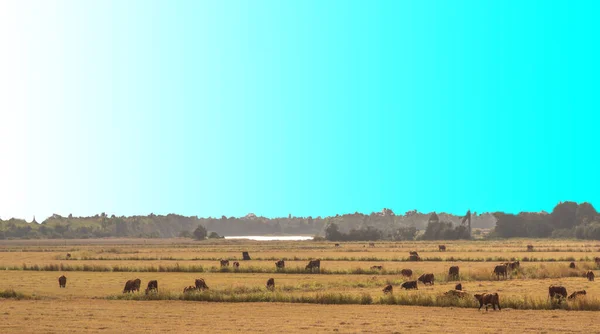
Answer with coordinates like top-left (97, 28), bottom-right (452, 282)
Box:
top-left (123, 280), bottom-right (136, 293)
top-left (275, 260), bottom-right (285, 269)
top-left (493, 264), bottom-right (508, 280)
top-left (595, 257), bottom-right (600, 266)
top-left (242, 252), bottom-right (251, 260)
top-left (232, 261), bottom-right (240, 268)
top-left (145, 280), bottom-right (158, 295)
top-left (382, 284), bottom-right (393, 294)
top-left (305, 259), bottom-right (321, 272)
top-left (132, 278), bottom-right (141, 292)
top-left (448, 266), bottom-right (460, 280)
top-left (548, 285), bottom-right (568, 302)
top-left (568, 290), bottom-right (587, 299)
top-left (266, 278), bottom-right (275, 291)
top-left (335, 243), bottom-right (340, 247)
top-left (370, 265), bottom-right (383, 270)
top-left (66, 253), bottom-right (71, 260)
top-left (417, 273), bottom-right (435, 285)
top-left (401, 280), bottom-right (418, 290)
top-left (527, 244), bottom-right (534, 252)
top-left (58, 275), bottom-right (67, 288)
top-left (195, 278), bottom-right (209, 290)
top-left (183, 286), bottom-right (197, 293)
top-left (400, 269), bottom-right (413, 277)
top-left (586, 270), bottom-right (595, 281)
top-left (455, 283), bottom-right (462, 291)
top-left (474, 293), bottom-right (501, 311)
top-left (569, 262), bottom-right (576, 269)
top-left (369, 243), bottom-right (375, 247)
top-left (220, 259), bottom-right (230, 267)
top-left (439, 245), bottom-right (446, 252)
top-left (505, 261), bottom-right (520, 271)
top-left (409, 251), bottom-right (419, 257)
top-left (445, 290), bottom-right (468, 298)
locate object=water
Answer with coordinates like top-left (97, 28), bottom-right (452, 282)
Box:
top-left (224, 235), bottom-right (314, 241)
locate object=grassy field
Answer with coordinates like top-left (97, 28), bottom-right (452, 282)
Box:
top-left (0, 238), bottom-right (599, 333)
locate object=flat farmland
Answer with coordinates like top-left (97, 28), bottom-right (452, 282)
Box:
top-left (0, 238), bottom-right (599, 333)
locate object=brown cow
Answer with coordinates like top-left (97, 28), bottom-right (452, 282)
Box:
top-left (493, 264), bottom-right (508, 280)
top-left (335, 243), bottom-right (340, 247)
top-left (66, 253), bottom-right (71, 260)
top-left (595, 257), bottom-right (600, 266)
top-left (220, 259), bottom-right (230, 267)
top-left (123, 279), bottom-right (138, 293)
top-left (527, 244), bottom-right (534, 252)
top-left (401, 280), bottom-right (418, 290)
top-left (195, 278), bottom-right (209, 290)
top-left (382, 284), bottom-right (393, 294)
top-left (306, 259), bottom-right (321, 272)
top-left (275, 260), bottom-right (285, 269)
top-left (569, 262), bottom-right (576, 269)
top-left (232, 261), bottom-right (240, 268)
top-left (548, 285), bottom-right (567, 302)
top-left (455, 283), bottom-right (462, 291)
top-left (448, 266), bottom-right (459, 280)
top-left (132, 278), bottom-right (141, 292)
top-left (568, 290), bottom-right (586, 299)
top-left (400, 269), bottom-right (413, 277)
top-left (145, 280), bottom-right (158, 294)
top-left (369, 243), bottom-right (375, 247)
top-left (506, 261), bottom-right (520, 271)
top-left (266, 278), bottom-right (275, 291)
top-left (183, 286), bottom-right (197, 293)
top-left (58, 275), bottom-right (67, 288)
top-left (408, 251), bottom-right (421, 261)
top-left (439, 245), bottom-right (446, 252)
top-left (417, 273), bottom-right (435, 285)
top-left (474, 293), bottom-right (501, 311)
top-left (445, 290), bottom-right (469, 298)
top-left (586, 270), bottom-right (595, 281)
top-left (370, 265), bottom-right (383, 270)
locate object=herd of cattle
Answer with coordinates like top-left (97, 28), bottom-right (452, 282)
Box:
top-left (54, 250), bottom-right (599, 311)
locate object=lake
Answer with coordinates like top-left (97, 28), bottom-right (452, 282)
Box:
top-left (224, 235), bottom-right (314, 241)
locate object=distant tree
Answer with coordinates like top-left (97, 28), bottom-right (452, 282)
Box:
top-left (208, 231), bottom-right (222, 239)
top-left (325, 223), bottom-right (343, 241)
top-left (550, 201), bottom-right (578, 229)
top-left (193, 225), bottom-right (208, 240)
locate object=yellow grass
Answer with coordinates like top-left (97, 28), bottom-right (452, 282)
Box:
top-left (1, 300), bottom-right (600, 333)
top-left (0, 238), bottom-right (599, 333)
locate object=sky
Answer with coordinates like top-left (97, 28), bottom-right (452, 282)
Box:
top-left (1, 1), bottom-right (598, 222)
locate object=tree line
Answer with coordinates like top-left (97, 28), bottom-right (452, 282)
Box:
top-left (0, 202), bottom-right (598, 240)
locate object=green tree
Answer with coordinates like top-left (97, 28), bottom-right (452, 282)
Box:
top-left (193, 225), bottom-right (208, 240)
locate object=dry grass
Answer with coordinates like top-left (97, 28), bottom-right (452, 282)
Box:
top-left (0, 238), bottom-right (599, 333)
top-left (1, 300), bottom-right (599, 333)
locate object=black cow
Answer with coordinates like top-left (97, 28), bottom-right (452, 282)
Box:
top-left (58, 275), bottom-right (67, 288)
top-left (401, 280), bottom-right (418, 290)
top-left (145, 280), bottom-right (158, 294)
top-left (493, 264), bottom-right (508, 280)
top-left (275, 260), bottom-right (285, 269)
top-left (548, 285), bottom-right (567, 303)
top-left (417, 273), bottom-right (434, 285)
top-left (448, 266), bottom-right (459, 280)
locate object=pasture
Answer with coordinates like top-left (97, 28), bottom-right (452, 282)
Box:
top-left (0, 238), bottom-right (599, 333)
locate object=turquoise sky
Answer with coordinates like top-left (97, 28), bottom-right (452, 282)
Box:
top-left (1, 1), bottom-right (598, 221)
